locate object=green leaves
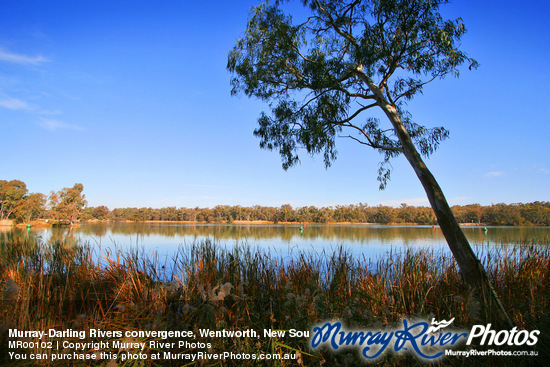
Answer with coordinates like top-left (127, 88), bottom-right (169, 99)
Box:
top-left (229, 0), bottom-right (476, 188)
top-left (0, 180), bottom-right (47, 222)
top-left (254, 91), bottom-right (344, 169)
top-left (49, 183), bottom-right (87, 225)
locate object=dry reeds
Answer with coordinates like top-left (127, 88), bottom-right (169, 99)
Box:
top-left (0, 234), bottom-right (548, 366)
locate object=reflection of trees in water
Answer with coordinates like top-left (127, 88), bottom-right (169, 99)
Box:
top-left (3, 225), bottom-right (548, 266)
top-left (76, 223), bottom-right (550, 245)
top-left (49, 226), bottom-right (80, 246)
top-left (4, 223), bottom-right (546, 249)
top-left (2, 227), bottom-right (44, 245)
top-left (7, 226), bottom-right (83, 248)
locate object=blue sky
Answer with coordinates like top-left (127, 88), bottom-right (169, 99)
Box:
top-left (1, 0), bottom-right (549, 209)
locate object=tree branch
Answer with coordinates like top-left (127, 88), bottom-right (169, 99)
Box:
top-left (314, 0), bottom-right (359, 47)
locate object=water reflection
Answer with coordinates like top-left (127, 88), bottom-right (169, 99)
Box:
top-left (4, 223), bottom-right (546, 261)
top-left (75, 222), bottom-right (550, 243)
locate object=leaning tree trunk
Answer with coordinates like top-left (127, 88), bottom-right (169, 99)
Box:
top-left (356, 69), bottom-right (513, 328)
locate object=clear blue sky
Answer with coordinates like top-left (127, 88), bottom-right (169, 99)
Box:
top-left (1, 0), bottom-right (549, 209)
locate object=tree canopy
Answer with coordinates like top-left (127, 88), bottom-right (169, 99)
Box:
top-left (49, 183), bottom-right (87, 225)
top-left (0, 180), bottom-right (28, 221)
top-left (228, 0), bottom-right (477, 187)
top-left (0, 179), bottom-right (45, 222)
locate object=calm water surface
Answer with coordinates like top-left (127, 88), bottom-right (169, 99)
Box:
top-left (6, 222), bottom-right (549, 261)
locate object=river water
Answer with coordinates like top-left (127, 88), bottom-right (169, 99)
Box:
top-left (4, 222), bottom-right (548, 261)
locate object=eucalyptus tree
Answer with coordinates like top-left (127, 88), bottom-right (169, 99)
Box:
top-left (228, 0), bottom-right (511, 325)
top-left (0, 179), bottom-right (28, 221)
top-left (49, 183), bottom-right (87, 226)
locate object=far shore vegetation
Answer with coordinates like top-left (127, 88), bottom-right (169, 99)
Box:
top-left (1, 179), bottom-right (549, 228)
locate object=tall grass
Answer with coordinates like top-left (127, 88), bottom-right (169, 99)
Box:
top-left (0, 234), bottom-right (548, 366)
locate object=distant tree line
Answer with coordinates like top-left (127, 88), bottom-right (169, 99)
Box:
top-left (88, 202), bottom-right (550, 226)
top-left (2, 179), bottom-right (548, 226)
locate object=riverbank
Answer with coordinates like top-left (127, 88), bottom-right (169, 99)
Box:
top-left (5, 214), bottom-right (548, 228)
top-left (74, 219), bottom-right (496, 226)
top-left (0, 236), bottom-right (548, 366)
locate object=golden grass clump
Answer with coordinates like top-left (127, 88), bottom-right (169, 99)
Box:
top-left (0, 234), bottom-right (548, 366)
